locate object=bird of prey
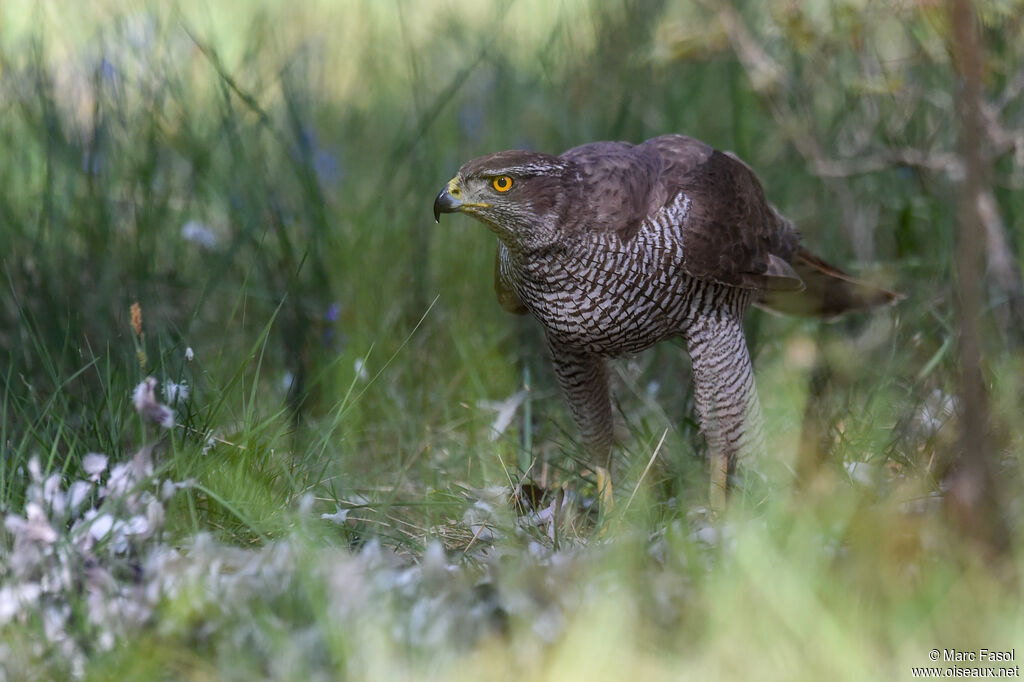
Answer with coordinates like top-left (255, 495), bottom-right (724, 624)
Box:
top-left (433, 134), bottom-right (895, 512)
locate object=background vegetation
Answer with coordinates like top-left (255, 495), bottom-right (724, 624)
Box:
top-left (1, 0), bottom-right (1022, 679)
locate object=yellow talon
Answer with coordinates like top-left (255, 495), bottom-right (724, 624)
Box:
top-left (595, 466), bottom-right (615, 512)
top-left (709, 451), bottom-right (728, 515)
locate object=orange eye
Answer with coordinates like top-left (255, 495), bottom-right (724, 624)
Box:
top-left (492, 175), bottom-right (513, 192)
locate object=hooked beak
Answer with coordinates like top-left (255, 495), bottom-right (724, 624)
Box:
top-left (433, 187), bottom-right (462, 223)
top-left (433, 177), bottom-right (464, 223)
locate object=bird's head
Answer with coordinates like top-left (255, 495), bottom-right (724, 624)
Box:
top-left (433, 150), bottom-right (579, 253)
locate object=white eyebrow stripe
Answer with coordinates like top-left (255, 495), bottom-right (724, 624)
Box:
top-left (483, 162), bottom-right (564, 176)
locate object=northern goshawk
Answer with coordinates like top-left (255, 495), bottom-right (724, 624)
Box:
top-left (433, 134), bottom-right (895, 511)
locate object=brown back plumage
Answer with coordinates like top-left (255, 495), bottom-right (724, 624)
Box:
top-left (558, 134), bottom-right (894, 318)
top-left (560, 136), bottom-right (803, 289)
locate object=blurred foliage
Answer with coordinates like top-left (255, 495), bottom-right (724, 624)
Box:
top-left (2, 0), bottom-right (1021, 495)
top-left (0, 0), bottom-right (1022, 678)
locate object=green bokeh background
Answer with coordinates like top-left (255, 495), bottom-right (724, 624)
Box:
top-left (0, 1), bottom-right (1022, 679)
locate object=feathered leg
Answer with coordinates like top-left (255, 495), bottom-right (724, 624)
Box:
top-left (686, 305), bottom-right (765, 512)
top-left (548, 345), bottom-right (615, 508)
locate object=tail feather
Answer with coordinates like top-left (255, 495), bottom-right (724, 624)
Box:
top-left (756, 248), bottom-right (900, 318)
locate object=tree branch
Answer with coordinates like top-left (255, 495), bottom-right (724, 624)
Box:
top-left (944, 0), bottom-right (1011, 559)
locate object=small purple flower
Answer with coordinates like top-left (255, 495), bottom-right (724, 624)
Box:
top-left (132, 378), bottom-right (175, 429)
top-left (83, 453), bottom-right (109, 481)
top-left (314, 149), bottom-right (342, 187)
top-left (181, 221), bottom-right (218, 249)
top-left (325, 302), bottom-right (341, 322)
top-left (99, 57), bottom-right (117, 83)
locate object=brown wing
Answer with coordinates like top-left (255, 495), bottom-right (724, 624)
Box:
top-left (564, 135), bottom-right (801, 291)
top-left (652, 137), bottom-right (801, 290)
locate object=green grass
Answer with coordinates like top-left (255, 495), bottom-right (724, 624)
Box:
top-left (1, 1), bottom-right (1022, 680)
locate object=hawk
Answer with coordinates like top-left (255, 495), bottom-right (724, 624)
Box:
top-left (433, 134), bottom-right (895, 511)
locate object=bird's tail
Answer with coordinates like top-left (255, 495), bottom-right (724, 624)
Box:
top-left (755, 248), bottom-right (900, 318)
